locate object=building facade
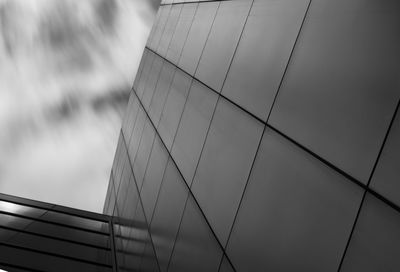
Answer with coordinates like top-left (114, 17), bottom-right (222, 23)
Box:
top-left (105, 0), bottom-right (400, 271)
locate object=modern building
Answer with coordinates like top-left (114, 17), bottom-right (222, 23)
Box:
top-left (1, 0), bottom-right (399, 271)
top-left (105, 0), bottom-right (400, 271)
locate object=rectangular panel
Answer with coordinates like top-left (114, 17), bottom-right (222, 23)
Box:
top-left (121, 94), bottom-right (136, 137)
top-left (116, 170), bottom-right (133, 215)
top-left (157, 4), bottom-right (183, 57)
top-left (103, 178), bottom-right (113, 214)
top-left (219, 256), bottom-right (235, 272)
top-left (120, 177), bottom-right (140, 223)
top-left (114, 148), bottom-right (129, 195)
top-left (157, 69), bottom-right (192, 151)
top-left (132, 118), bottom-right (156, 190)
top-left (146, 10), bottom-right (162, 48)
top-left (139, 240), bottom-right (160, 272)
top-left (105, 178), bottom-right (116, 216)
top-left (136, 51), bottom-right (155, 99)
top-left (171, 80), bottom-right (218, 185)
top-left (127, 106), bottom-right (146, 164)
top-left (142, 56), bottom-right (164, 109)
top-left (122, 94), bottom-right (140, 143)
top-left (112, 133), bottom-right (125, 185)
top-left (115, 154), bottom-right (131, 196)
top-left (178, 2), bottom-right (219, 75)
top-left (341, 194), bottom-right (400, 272)
top-left (166, 3), bottom-right (198, 64)
top-left (168, 195), bottom-right (223, 272)
top-left (114, 224), bottom-right (126, 271)
top-left (226, 128), bottom-right (363, 271)
top-left (150, 159), bottom-right (189, 272)
top-left (140, 135), bottom-right (169, 221)
top-left (191, 97), bottom-right (264, 245)
top-left (269, 0), bottom-right (400, 183)
top-left (222, 0), bottom-right (309, 121)
top-left (195, 0), bottom-right (252, 92)
top-left (148, 62), bottom-right (176, 128)
top-left (111, 132), bottom-right (124, 180)
top-left (371, 111), bottom-right (400, 207)
top-left (149, 6), bottom-right (172, 51)
top-left (133, 50), bottom-right (149, 91)
top-left (124, 201), bottom-right (149, 271)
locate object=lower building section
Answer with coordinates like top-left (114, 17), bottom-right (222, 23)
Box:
top-left (0, 193), bottom-right (116, 272)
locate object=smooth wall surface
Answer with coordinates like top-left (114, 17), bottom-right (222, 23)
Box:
top-left (105, 0), bottom-right (400, 271)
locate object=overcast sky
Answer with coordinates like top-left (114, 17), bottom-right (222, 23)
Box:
top-left (0, 0), bottom-right (157, 212)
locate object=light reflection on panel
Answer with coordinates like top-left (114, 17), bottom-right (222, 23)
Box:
top-left (25, 220), bottom-right (109, 249)
top-left (41, 211), bottom-right (109, 233)
top-left (0, 201), bottom-right (47, 218)
top-left (0, 197), bottom-right (113, 271)
top-left (0, 214), bottom-right (37, 239)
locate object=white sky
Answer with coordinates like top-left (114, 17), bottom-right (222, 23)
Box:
top-left (0, 0), bottom-right (157, 212)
